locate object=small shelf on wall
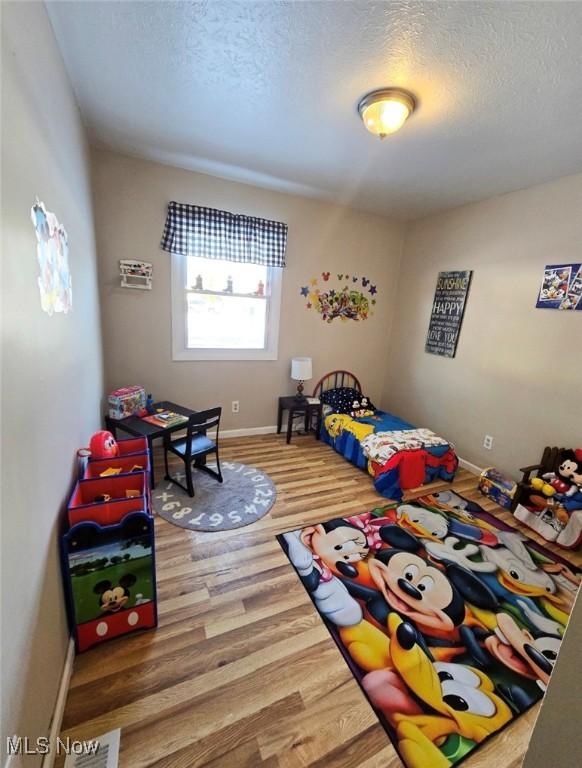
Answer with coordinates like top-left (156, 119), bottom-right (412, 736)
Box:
top-left (187, 288), bottom-right (267, 299)
top-left (120, 260), bottom-right (153, 290)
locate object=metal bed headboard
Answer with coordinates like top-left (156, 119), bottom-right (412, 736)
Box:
top-left (312, 370), bottom-right (362, 398)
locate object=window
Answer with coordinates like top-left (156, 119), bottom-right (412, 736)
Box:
top-left (172, 254), bottom-right (282, 361)
top-left (162, 201), bottom-right (287, 361)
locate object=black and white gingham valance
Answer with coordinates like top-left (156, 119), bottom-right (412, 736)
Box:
top-left (160, 202), bottom-right (287, 267)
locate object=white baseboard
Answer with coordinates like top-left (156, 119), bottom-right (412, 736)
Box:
top-left (458, 456), bottom-right (484, 476)
top-left (41, 638), bottom-right (75, 768)
top-left (221, 425), bottom-right (278, 439)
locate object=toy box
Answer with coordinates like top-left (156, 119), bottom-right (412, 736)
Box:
top-left (62, 436), bottom-right (157, 652)
top-left (68, 471), bottom-right (149, 527)
top-left (84, 453), bottom-right (150, 480)
top-left (108, 386), bottom-right (146, 419)
top-left (88, 436), bottom-right (148, 459)
top-left (478, 467), bottom-right (516, 510)
top-left (61, 511), bottom-right (157, 652)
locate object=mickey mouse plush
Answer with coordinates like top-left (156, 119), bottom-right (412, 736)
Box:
top-left (94, 573), bottom-right (136, 613)
top-left (350, 395), bottom-right (375, 419)
top-left (517, 449), bottom-right (582, 548)
top-left (554, 449), bottom-right (582, 492)
top-left (532, 449), bottom-right (582, 497)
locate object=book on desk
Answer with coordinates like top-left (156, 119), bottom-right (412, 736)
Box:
top-left (142, 410), bottom-right (189, 428)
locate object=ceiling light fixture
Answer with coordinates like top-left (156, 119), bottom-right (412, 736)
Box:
top-left (357, 88), bottom-right (416, 139)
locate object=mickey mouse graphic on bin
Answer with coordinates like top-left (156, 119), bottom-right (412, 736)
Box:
top-left (94, 573), bottom-right (137, 614)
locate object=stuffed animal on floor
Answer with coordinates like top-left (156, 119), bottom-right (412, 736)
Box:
top-left (514, 449), bottom-right (582, 549)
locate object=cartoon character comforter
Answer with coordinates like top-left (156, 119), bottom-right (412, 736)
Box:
top-left (321, 409), bottom-right (458, 499)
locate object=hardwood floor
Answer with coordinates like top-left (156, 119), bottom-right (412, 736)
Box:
top-left (58, 434), bottom-right (581, 768)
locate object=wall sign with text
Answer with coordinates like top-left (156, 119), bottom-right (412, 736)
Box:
top-left (425, 270), bottom-right (472, 358)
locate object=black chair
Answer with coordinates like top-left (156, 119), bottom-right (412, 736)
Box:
top-left (163, 407), bottom-right (223, 497)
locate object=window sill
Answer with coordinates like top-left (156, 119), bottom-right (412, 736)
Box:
top-left (172, 347), bottom-right (278, 362)
top-left (187, 288), bottom-right (268, 300)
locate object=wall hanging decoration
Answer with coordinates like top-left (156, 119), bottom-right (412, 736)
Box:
top-left (425, 270), bottom-right (472, 358)
top-left (536, 263), bottom-right (582, 310)
top-left (30, 200), bottom-right (72, 315)
top-left (120, 260), bottom-right (153, 290)
top-left (299, 273), bottom-right (378, 323)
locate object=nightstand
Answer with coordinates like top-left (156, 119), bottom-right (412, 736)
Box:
top-left (277, 396), bottom-right (323, 444)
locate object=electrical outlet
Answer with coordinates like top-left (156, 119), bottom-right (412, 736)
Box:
top-left (232, 400), bottom-right (240, 414)
top-left (483, 435), bottom-right (494, 450)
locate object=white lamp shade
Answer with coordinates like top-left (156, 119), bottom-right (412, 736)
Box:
top-left (291, 357), bottom-right (312, 381)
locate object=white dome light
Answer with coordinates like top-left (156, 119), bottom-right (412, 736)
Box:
top-left (358, 88), bottom-right (416, 139)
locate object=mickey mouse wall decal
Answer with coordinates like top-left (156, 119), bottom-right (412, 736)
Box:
top-left (299, 271), bottom-right (379, 322)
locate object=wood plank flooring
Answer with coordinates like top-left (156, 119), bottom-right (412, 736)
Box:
top-left (58, 434), bottom-right (582, 768)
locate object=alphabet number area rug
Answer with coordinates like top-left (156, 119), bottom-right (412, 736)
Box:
top-left (154, 461), bottom-right (276, 531)
top-left (277, 491), bottom-right (579, 768)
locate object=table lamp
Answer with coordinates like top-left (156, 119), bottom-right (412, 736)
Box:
top-left (291, 357), bottom-right (312, 401)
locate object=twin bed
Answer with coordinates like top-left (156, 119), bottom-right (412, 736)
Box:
top-left (313, 370), bottom-right (458, 500)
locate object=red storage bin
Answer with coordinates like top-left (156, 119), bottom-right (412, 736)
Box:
top-left (99, 436), bottom-right (149, 458)
top-left (68, 472), bottom-right (148, 527)
top-left (84, 453), bottom-right (150, 480)
top-left (117, 437), bottom-right (148, 456)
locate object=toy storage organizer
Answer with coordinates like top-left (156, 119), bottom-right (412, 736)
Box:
top-left (61, 437), bottom-right (158, 652)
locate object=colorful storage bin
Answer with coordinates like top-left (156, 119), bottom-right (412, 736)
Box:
top-left (84, 453), bottom-right (150, 480)
top-left (62, 438), bottom-right (157, 652)
top-left (478, 467), bottom-right (517, 510)
top-left (111, 436), bottom-right (149, 457)
top-left (68, 472), bottom-right (149, 527)
top-left (62, 511), bottom-right (157, 652)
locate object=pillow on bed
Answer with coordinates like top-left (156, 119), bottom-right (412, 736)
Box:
top-left (321, 387), bottom-right (375, 415)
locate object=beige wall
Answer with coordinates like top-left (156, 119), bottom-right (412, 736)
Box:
top-left (383, 173), bottom-right (582, 477)
top-left (1, 2), bottom-right (103, 763)
top-left (92, 149), bottom-right (405, 430)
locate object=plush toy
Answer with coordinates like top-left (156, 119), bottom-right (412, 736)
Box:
top-left (530, 449), bottom-right (582, 497)
top-left (361, 396), bottom-right (373, 412)
top-left (515, 449), bottom-right (582, 549)
top-left (350, 396), bottom-right (375, 419)
top-left (89, 430), bottom-right (119, 460)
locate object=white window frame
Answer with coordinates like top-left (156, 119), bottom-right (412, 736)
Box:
top-left (171, 253), bottom-right (282, 361)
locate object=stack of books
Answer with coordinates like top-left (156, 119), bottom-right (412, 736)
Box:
top-left (142, 410), bottom-right (188, 428)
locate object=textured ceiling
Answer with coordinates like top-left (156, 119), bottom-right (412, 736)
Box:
top-left (46, 1), bottom-right (582, 218)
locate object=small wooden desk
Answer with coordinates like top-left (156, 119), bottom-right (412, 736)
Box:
top-left (277, 396), bottom-right (323, 445)
top-left (105, 400), bottom-right (195, 488)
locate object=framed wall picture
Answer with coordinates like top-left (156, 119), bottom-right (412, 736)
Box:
top-left (536, 263), bottom-right (582, 310)
top-left (425, 270), bottom-right (472, 358)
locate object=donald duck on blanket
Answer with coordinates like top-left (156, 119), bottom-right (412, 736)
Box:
top-left (321, 407), bottom-right (458, 500)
